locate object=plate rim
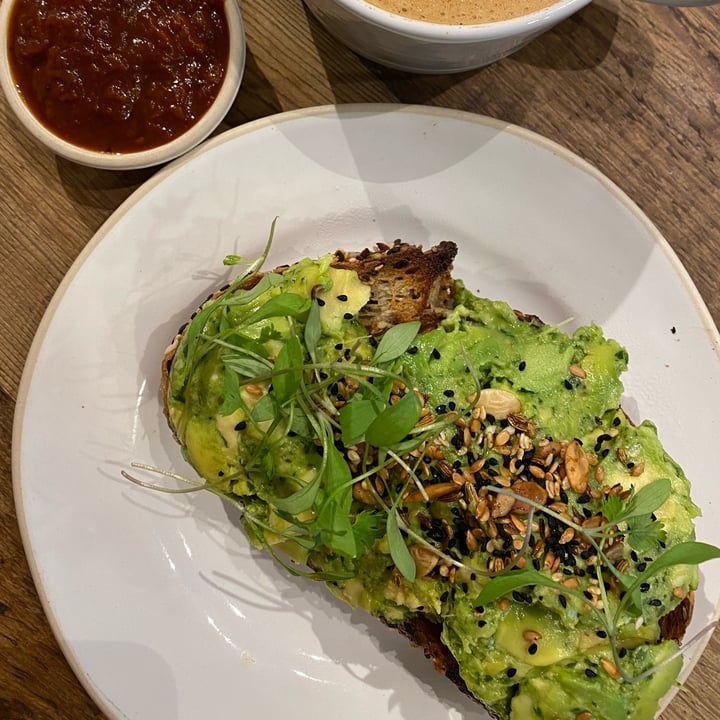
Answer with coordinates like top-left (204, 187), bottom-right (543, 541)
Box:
top-left (11, 102), bottom-right (720, 720)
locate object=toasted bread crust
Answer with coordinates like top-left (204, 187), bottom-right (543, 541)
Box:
top-left (160, 240), bottom-right (693, 708)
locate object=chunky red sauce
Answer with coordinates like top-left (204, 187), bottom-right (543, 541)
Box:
top-left (8, 0), bottom-right (230, 154)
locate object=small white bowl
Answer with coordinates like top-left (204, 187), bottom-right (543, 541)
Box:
top-left (0, 0), bottom-right (245, 170)
top-left (304, 0), bottom-right (590, 74)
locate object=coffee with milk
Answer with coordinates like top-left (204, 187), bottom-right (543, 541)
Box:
top-left (366, 0), bottom-right (554, 24)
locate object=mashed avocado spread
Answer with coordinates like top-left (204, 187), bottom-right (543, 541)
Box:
top-left (164, 249), bottom-right (717, 720)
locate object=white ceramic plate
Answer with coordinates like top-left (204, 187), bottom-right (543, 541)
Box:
top-left (13, 105), bottom-right (720, 720)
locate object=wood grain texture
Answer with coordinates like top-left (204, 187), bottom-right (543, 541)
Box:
top-left (0, 0), bottom-right (718, 718)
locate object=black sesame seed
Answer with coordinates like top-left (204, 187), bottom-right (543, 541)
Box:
top-left (559, 595), bottom-right (568, 608)
top-left (528, 643), bottom-right (538, 655)
top-left (518, 361), bottom-right (527, 371)
top-left (317, 298), bottom-right (326, 307)
top-left (435, 404), bottom-right (448, 414)
top-left (407, 346), bottom-right (418, 355)
top-left (630, 550), bottom-right (639, 562)
top-left (583, 590), bottom-right (594, 601)
top-left (334, 343), bottom-right (343, 350)
top-left (577, 493), bottom-right (591, 504)
top-left (343, 312), bottom-right (353, 320)
top-left (596, 630), bottom-right (607, 638)
top-left (613, 415), bottom-right (622, 426)
top-left (431, 348), bottom-right (442, 360)
top-left (619, 648), bottom-right (628, 658)
top-left (344, 349), bottom-right (352, 361)
top-left (585, 668), bottom-right (598, 678)
top-left (636, 562), bottom-right (647, 573)
top-left (448, 401), bottom-right (457, 411)
top-left (234, 420), bottom-right (247, 431)
top-left (640, 583), bottom-right (650, 593)
top-left (476, 605), bottom-right (485, 614)
top-left (443, 389), bottom-right (455, 397)
top-left (477, 619), bottom-right (487, 627)
top-left (649, 598), bottom-right (663, 607)
top-left (506, 667), bottom-right (517, 678)
top-left (218, 470), bottom-right (224, 477)
top-left (336, 294), bottom-right (348, 301)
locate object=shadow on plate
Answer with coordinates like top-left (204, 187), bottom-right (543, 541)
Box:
top-left (301, 0), bottom-right (617, 107)
top-left (73, 639), bottom-right (179, 720)
top-left (202, 505), bottom-right (488, 719)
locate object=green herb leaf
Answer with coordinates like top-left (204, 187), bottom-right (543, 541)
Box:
top-left (289, 412), bottom-right (313, 438)
top-left (317, 445), bottom-right (356, 558)
top-left (387, 510), bottom-right (416, 581)
top-left (627, 514), bottom-right (667, 554)
top-left (339, 398), bottom-right (383, 446)
top-left (271, 474), bottom-right (321, 515)
top-left (247, 293), bottom-right (311, 325)
top-left (273, 334), bottom-right (304, 405)
top-left (219, 332), bottom-right (270, 359)
top-left (223, 353), bottom-right (271, 378)
top-left (250, 393), bottom-right (275, 422)
top-left (219, 365), bottom-right (242, 416)
top-left (632, 542), bottom-right (720, 590)
top-left (473, 568), bottom-right (559, 607)
top-left (373, 321), bottom-right (421, 365)
top-left (353, 509), bottom-right (385, 554)
top-left (223, 254), bottom-right (245, 266)
top-left (223, 273), bottom-right (284, 306)
top-left (622, 478), bottom-right (672, 520)
top-left (304, 300), bottom-right (322, 360)
top-left (365, 391), bottom-right (422, 448)
top-left (602, 494), bottom-right (625, 524)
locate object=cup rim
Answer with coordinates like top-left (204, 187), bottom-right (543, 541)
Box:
top-left (0, 0), bottom-right (245, 170)
top-left (330, 0), bottom-right (588, 38)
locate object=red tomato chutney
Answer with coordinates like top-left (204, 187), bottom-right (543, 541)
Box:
top-left (8, 0), bottom-right (230, 154)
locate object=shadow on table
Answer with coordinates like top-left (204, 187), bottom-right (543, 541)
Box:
top-left (303, 0), bottom-right (618, 105)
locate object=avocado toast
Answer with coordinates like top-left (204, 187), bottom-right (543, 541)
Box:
top-left (158, 238), bottom-right (719, 720)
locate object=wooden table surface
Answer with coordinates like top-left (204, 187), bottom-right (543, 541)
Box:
top-left (1, 1), bottom-right (719, 718)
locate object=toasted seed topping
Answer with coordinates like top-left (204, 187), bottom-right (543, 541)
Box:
top-left (600, 658), bottom-right (621, 679)
top-left (569, 364), bottom-right (587, 379)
